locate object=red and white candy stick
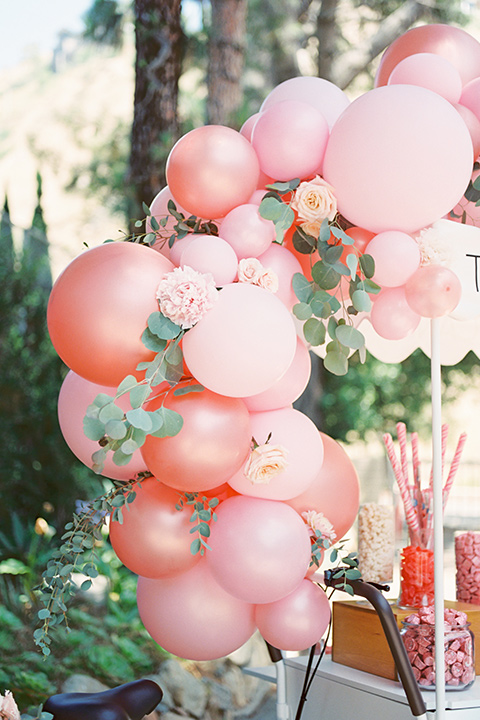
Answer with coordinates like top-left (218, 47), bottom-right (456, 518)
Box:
top-left (383, 432), bottom-right (419, 533)
top-left (443, 432), bottom-right (467, 510)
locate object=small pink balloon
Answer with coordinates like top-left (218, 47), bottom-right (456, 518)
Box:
top-left (370, 287), bottom-right (421, 340)
top-left (228, 407), bottom-right (323, 501)
top-left (170, 235), bottom-right (195, 266)
top-left (388, 53), bottom-right (462, 104)
top-left (366, 231), bottom-right (420, 288)
top-left (182, 283), bottom-right (297, 397)
top-left (460, 78), bottom-right (480, 124)
top-left (137, 561), bottom-right (255, 660)
top-left (147, 186), bottom-right (188, 258)
top-left (207, 495), bottom-right (312, 604)
top-left (260, 76), bottom-right (350, 129)
top-left (454, 104), bottom-right (480, 160)
top-left (405, 265), bottom-right (462, 318)
top-left (255, 579), bottom-right (331, 651)
top-left (248, 189), bottom-right (269, 205)
top-left (256, 243), bottom-right (303, 309)
top-left (180, 235), bottom-right (238, 286)
top-left (240, 112), bottom-right (261, 141)
top-left (219, 204), bottom-right (275, 260)
top-left (243, 338), bottom-right (311, 412)
top-left (251, 100), bottom-right (330, 181)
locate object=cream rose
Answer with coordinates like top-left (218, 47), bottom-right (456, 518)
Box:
top-left (244, 443), bottom-right (289, 484)
top-left (257, 268), bottom-right (279, 293)
top-left (237, 257), bottom-right (263, 284)
top-left (301, 510), bottom-right (337, 541)
top-left (292, 176), bottom-right (337, 224)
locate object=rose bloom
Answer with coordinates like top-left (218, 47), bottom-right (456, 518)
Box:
top-left (292, 175), bottom-right (337, 224)
top-left (156, 265), bottom-right (218, 329)
top-left (237, 257), bottom-right (263, 284)
top-left (257, 268), bottom-right (279, 293)
top-left (0, 692), bottom-right (20, 720)
top-left (244, 443), bottom-right (289, 484)
top-left (301, 510), bottom-right (337, 541)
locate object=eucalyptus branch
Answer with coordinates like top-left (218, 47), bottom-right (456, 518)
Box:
top-left (175, 492), bottom-right (220, 556)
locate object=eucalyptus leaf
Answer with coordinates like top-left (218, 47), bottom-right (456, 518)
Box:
top-left (121, 439), bottom-right (139, 455)
top-left (311, 261), bottom-right (341, 290)
top-left (324, 349), bottom-right (348, 376)
top-left (165, 343), bottom-right (183, 365)
top-left (92, 393), bottom-right (115, 408)
top-left (258, 195), bottom-right (285, 221)
top-left (144, 232), bottom-right (156, 245)
top-left (303, 318), bottom-right (326, 346)
top-left (131, 427), bottom-right (148, 447)
top-left (352, 289), bottom-right (372, 313)
top-left (361, 278), bottom-right (381, 294)
top-left (150, 215), bottom-right (160, 231)
top-left (335, 324), bottom-right (364, 350)
top-left (148, 311), bottom-right (182, 340)
top-left (116, 375), bottom-right (138, 397)
top-left (292, 273), bottom-right (314, 303)
top-left (112, 448), bottom-right (133, 466)
top-left (266, 178), bottom-right (300, 193)
top-left (325, 244), bottom-right (343, 265)
top-left (359, 253), bottom-right (375, 279)
top-left (105, 419), bottom-right (127, 440)
top-left (319, 218), bottom-right (331, 243)
top-left (173, 384), bottom-right (205, 396)
top-left (126, 407), bottom-right (153, 432)
top-left (292, 302), bottom-right (312, 321)
top-left (190, 538), bottom-right (202, 555)
top-left (129, 383), bottom-right (152, 409)
top-left (142, 201), bottom-right (151, 216)
top-left (98, 402), bottom-right (124, 424)
top-left (83, 416), bottom-right (105, 442)
top-left (358, 344), bottom-right (367, 363)
top-left (292, 227), bottom-right (317, 254)
top-left (327, 316), bottom-right (338, 340)
top-left (149, 407), bottom-right (183, 437)
top-left (141, 327), bottom-right (168, 352)
top-left (330, 225), bottom-right (354, 244)
top-left (346, 253), bottom-right (358, 280)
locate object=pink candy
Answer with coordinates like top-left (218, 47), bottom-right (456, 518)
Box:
top-left (456, 532), bottom-right (480, 605)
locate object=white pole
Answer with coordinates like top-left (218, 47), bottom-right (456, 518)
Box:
top-left (431, 318), bottom-right (445, 718)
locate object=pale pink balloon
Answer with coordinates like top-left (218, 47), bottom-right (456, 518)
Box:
top-left (287, 432), bottom-right (359, 541)
top-left (257, 243), bottom-right (303, 309)
top-left (228, 407), bottom-right (323, 501)
top-left (366, 231), bottom-right (420, 288)
top-left (47, 243), bottom-right (174, 386)
top-left (323, 85), bottom-right (473, 234)
top-left (405, 265), bottom-right (462, 318)
top-left (260, 76), bottom-right (350, 129)
top-left (180, 235), bottom-right (238, 286)
top-left (248, 189), bottom-right (269, 205)
top-left (166, 126), bottom-right (260, 219)
top-left (454, 104), bottom-right (480, 160)
top-left (243, 338), bottom-right (311, 412)
top-left (460, 78), bottom-right (480, 124)
top-left (109, 479), bottom-right (201, 578)
top-left (147, 186), bottom-right (188, 258)
top-left (182, 283), bottom-right (297, 397)
top-left (255, 580), bottom-right (331, 651)
top-left (58, 371), bottom-right (148, 481)
top-left (240, 112), bottom-right (261, 141)
top-left (219, 204), bottom-right (275, 259)
top-left (207, 495), bottom-right (311, 604)
top-left (137, 561), bottom-right (255, 660)
top-left (169, 235), bottom-right (195, 266)
top-left (388, 53), bottom-right (462, 104)
top-left (251, 100), bottom-right (330, 181)
top-left (370, 287), bottom-right (421, 340)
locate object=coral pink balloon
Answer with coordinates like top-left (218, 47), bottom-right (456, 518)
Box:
top-left (182, 283), bottom-right (297, 397)
top-left (260, 76), bottom-right (350, 129)
top-left (251, 100), bottom-right (330, 181)
top-left (405, 265), bottom-right (461, 318)
top-left (147, 186), bottom-right (188, 258)
top-left (287, 432), bottom-right (359, 541)
top-left (228, 408), bottom-right (323, 501)
top-left (47, 243), bottom-right (174, 386)
top-left (109, 479), bottom-right (201, 578)
top-left (166, 126), bottom-right (259, 219)
top-left (375, 24), bottom-right (480, 88)
top-left (460, 78), bottom-right (480, 123)
top-left (243, 338), bottom-right (311, 412)
top-left (255, 579), bottom-right (331, 651)
top-left (180, 235), bottom-right (238, 286)
top-left (323, 85), bottom-right (473, 234)
top-left (219, 204), bottom-right (275, 259)
top-left (388, 53), bottom-right (462, 104)
top-left (58, 371), bottom-right (148, 481)
top-left (366, 231), bottom-right (420, 288)
top-left (207, 495), bottom-right (311, 604)
top-left (454, 104), bottom-right (480, 160)
top-left (370, 287), bottom-right (421, 340)
top-left (137, 561), bottom-right (255, 660)
top-left (257, 243), bottom-right (303, 310)
top-left (141, 386), bottom-right (251, 492)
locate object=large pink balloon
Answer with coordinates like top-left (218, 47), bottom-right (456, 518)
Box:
top-left (256, 243), bottom-right (303, 310)
top-left (228, 408), bottom-right (323, 501)
top-left (180, 235), bottom-right (238, 286)
top-left (405, 265), bottom-right (461, 318)
top-left (287, 432), bottom-right (359, 541)
top-left (47, 243), bottom-right (174, 386)
top-left (58, 371), bottom-right (148, 481)
top-left (370, 287), bottom-right (421, 340)
top-left (375, 24), bottom-right (480, 88)
top-left (109, 479), bottom-right (200, 578)
top-left (219, 204), bottom-right (275, 259)
top-left (366, 231), bottom-right (420, 288)
top-left (207, 495), bottom-right (312, 604)
top-left (243, 338), bottom-right (311, 412)
top-left (182, 283), bottom-right (297, 397)
top-left (260, 76), bottom-right (350, 129)
top-left (323, 85), bottom-right (473, 234)
top-left (255, 579), bottom-right (331, 651)
top-left (251, 100), bottom-right (330, 181)
top-left (388, 53), bottom-right (462, 104)
top-left (137, 561), bottom-right (255, 660)
top-left (166, 126), bottom-right (260, 219)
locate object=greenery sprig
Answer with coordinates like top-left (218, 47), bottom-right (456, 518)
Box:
top-left (175, 492), bottom-right (220, 555)
top-left (326, 547), bottom-right (362, 596)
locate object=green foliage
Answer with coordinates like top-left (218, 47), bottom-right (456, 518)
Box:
top-left (83, 0), bottom-right (126, 47)
top-left (175, 493), bottom-right (219, 556)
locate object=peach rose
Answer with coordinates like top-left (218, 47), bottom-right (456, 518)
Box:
top-left (292, 176), bottom-right (337, 224)
top-left (0, 692), bottom-right (20, 720)
top-left (301, 510), bottom-right (337, 541)
top-left (244, 443), bottom-right (289, 484)
top-left (237, 257), bottom-right (263, 284)
top-left (257, 268), bottom-right (279, 293)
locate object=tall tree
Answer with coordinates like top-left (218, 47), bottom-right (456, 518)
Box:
top-left (23, 172), bottom-right (52, 292)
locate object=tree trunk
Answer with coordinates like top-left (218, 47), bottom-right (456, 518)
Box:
top-left (128, 0), bottom-right (183, 220)
top-left (316, 0), bottom-right (339, 81)
top-left (207, 0), bottom-right (247, 127)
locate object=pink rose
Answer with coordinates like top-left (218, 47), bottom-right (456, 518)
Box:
top-left (301, 510), bottom-right (337, 541)
top-left (257, 268), bottom-right (279, 294)
top-left (0, 692), bottom-right (20, 720)
top-left (237, 258), bottom-right (263, 284)
top-left (156, 265), bottom-right (218, 329)
top-left (244, 443), bottom-right (289, 484)
top-left (292, 175), bottom-right (337, 224)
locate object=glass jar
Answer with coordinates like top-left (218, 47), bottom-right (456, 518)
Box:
top-left (398, 528), bottom-right (434, 608)
top-left (400, 621), bottom-right (475, 691)
top-left (358, 503), bottom-right (394, 584)
top-left (455, 531), bottom-right (480, 605)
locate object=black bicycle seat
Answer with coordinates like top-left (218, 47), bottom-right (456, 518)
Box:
top-left (43, 679), bottom-right (163, 720)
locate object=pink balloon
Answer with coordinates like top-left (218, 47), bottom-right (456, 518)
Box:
top-left (243, 338), bottom-right (311, 412)
top-left (248, 189), bottom-right (269, 205)
top-left (256, 243), bottom-right (303, 310)
top-left (109, 479), bottom-right (201, 578)
top-left (370, 287), bottom-right (421, 340)
top-left (228, 408), bottom-right (323, 501)
top-left (180, 235), bottom-right (238, 286)
top-left (169, 235), bottom-right (195, 266)
top-left (460, 78), bottom-right (480, 123)
top-left (405, 265), bottom-right (462, 318)
top-left (255, 579), bottom-right (331, 651)
top-left (166, 126), bottom-right (260, 219)
top-left (366, 231), bottom-right (420, 288)
top-left (182, 283), bottom-right (297, 397)
top-left (137, 561), bottom-right (255, 660)
top-left (58, 371), bottom-right (148, 481)
top-left (287, 432), bottom-right (359, 541)
top-left (47, 243), bottom-right (174, 386)
top-left (251, 100), bottom-right (330, 181)
top-left (147, 186), bottom-right (188, 258)
top-left (453, 104), bottom-right (480, 160)
top-left (260, 76), bottom-right (350, 129)
top-left (323, 85), bottom-right (473, 234)
top-left (219, 204), bottom-right (275, 260)
top-left (450, 163), bottom-right (480, 227)
top-left (206, 495), bottom-right (311, 604)
top-left (240, 113), bottom-right (261, 141)
top-left (388, 53), bottom-right (462, 104)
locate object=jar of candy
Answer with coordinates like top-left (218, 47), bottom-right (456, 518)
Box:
top-left (455, 531), bottom-right (480, 605)
top-left (400, 606), bottom-right (475, 691)
top-left (398, 528), bottom-right (434, 608)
